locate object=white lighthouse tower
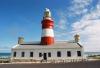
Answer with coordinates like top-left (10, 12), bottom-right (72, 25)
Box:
top-left (41, 8), bottom-right (54, 45)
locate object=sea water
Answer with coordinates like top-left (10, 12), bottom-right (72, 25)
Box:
top-left (0, 53), bottom-right (11, 58)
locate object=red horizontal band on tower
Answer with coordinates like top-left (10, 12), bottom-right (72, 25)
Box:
top-left (41, 9), bottom-right (54, 45)
top-left (42, 19), bottom-right (54, 29)
top-left (41, 37), bottom-right (54, 45)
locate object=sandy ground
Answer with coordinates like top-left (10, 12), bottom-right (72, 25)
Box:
top-left (0, 60), bottom-right (100, 68)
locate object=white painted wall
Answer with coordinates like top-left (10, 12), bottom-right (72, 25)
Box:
top-left (11, 48), bottom-right (84, 60)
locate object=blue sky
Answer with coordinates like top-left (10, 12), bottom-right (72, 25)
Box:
top-left (0, 0), bottom-right (100, 52)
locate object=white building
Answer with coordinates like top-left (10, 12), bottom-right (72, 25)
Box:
top-left (11, 8), bottom-right (85, 63)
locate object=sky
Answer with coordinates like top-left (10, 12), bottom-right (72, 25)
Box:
top-left (0, 0), bottom-right (100, 52)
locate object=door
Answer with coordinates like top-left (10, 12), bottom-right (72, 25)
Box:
top-left (43, 53), bottom-right (47, 60)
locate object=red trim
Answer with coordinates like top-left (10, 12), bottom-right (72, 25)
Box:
top-left (41, 37), bottom-right (54, 45)
top-left (42, 19), bottom-right (54, 29)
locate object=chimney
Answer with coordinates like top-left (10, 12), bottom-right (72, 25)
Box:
top-left (18, 37), bottom-right (24, 44)
top-left (74, 34), bottom-right (80, 43)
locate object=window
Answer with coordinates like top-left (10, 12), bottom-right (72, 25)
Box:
top-left (13, 52), bottom-right (16, 57)
top-left (67, 51), bottom-right (71, 57)
top-left (77, 51), bottom-right (81, 56)
top-left (57, 51), bottom-right (61, 57)
top-left (39, 53), bottom-right (42, 57)
top-left (30, 52), bottom-right (33, 57)
top-left (48, 52), bottom-right (51, 57)
top-left (21, 52), bottom-right (25, 57)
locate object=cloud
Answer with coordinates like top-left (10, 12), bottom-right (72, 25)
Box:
top-left (56, 0), bottom-right (100, 52)
top-left (55, 11), bottom-right (68, 40)
top-left (68, 0), bottom-right (92, 15)
top-left (83, 22), bottom-right (100, 52)
top-left (71, 1), bottom-right (100, 52)
top-left (55, 0), bottom-right (93, 40)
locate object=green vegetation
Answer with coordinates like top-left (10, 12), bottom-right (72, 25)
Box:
top-left (88, 55), bottom-right (100, 59)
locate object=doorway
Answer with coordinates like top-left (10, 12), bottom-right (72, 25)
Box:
top-left (43, 53), bottom-right (47, 60)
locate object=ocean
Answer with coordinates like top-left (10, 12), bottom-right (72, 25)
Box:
top-left (0, 53), bottom-right (11, 58)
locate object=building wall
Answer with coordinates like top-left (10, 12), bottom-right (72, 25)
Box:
top-left (11, 48), bottom-right (84, 61)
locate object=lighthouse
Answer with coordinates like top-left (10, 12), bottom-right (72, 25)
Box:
top-left (12, 8), bottom-right (84, 62)
top-left (41, 8), bottom-right (54, 45)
